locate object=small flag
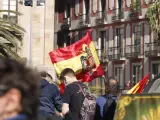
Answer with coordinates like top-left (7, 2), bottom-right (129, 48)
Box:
top-left (49, 32), bottom-right (104, 82)
top-left (127, 73), bottom-right (150, 94)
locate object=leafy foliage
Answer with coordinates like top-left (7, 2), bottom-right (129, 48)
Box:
top-left (146, 1), bottom-right (160, 32)
top-left (146, 1), bottom-right (160, 44)
top-left (0, 10), bottom-right (25, 60)
top-left (130, 0), bottom-right (141, 12)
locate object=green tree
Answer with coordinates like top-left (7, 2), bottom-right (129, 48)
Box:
top-left (0, 10), bottom-right (25, 60)
top-left (146, 1), bottom-right (160, 45)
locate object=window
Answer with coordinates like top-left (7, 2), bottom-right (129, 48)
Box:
top-left (91, 29), bottom-right (97, 47)
top-left (133, 24), bottom-right (141, 53)
top-left (64, 4), bottom-right (71, 25)
top-left (75, 0), bottom-right (79, 16)
top-left (101, 0), bottom-right (106, 12)
top-left (57, 32), bottom-right (70, 47)
top-left (152, 63), bottom-right (160, 79)
top-left (3, 0), bottom-right (18, 23)
top-left (133, 24), bottom-right (141, 45)
top-left (57, 32), bottom-right (64, 48)
top-left (97, 31), bottom-right (106, 60)
top-left (112, 0), bottom-right (123, 19)
top-left (117, 0), bottom-right (123, 10)
top-left (24, 0), bottom-right (32, 6)
top-left (92, 0), bottom-right (97, 13)
top-left (85, 0), bottom-right (90, 15)
top-left (109, 0), bottom-right (115, 10)
top-left (132, 65), bottom-right (141, 86)
top-left (115, 67), bottom-right (123, 89)
top-left (64, 4), bottom-right (71, 19)
top-left (100, 31), bottom-right (106, 51)
top-left (37, 0), bottom-right (45, 6)
top-left (99, 0), bottom-right (106, 18)
top-left (115, 28), bottom-right (123, 47)
top-left (63, 33), bottom-right (70, 47)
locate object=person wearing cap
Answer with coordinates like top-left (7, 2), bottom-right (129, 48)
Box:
top-left (37, 65), bottom-right (62, 119)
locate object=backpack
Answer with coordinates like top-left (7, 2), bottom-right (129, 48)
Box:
top-left (74, 83), bottom-right (96, 120)
top-left (103, 95), bottom-right (117, 120)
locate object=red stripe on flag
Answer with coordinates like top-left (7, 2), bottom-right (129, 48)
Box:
top-left (136, 73), bottom-right (150, 93)
top-left (49, 32), bottom-right (92, 63)
top-left (76, 65), bottom-right (104, 82)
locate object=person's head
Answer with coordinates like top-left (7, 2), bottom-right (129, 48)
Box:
top-left (59, 68), bottom-right (77, 85)
top-left (105, 77), bottom-right (119, 96)
top-left (36, 65), bottom-right (57, 84)
top-left (39, 70), bottom-right (53, 83)
top-left (0, 57), bottom-right (40, 119)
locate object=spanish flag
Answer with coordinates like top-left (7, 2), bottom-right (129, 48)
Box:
top-left (127, 73), bottom-right (150, 94)
top-left (49, 32), bottom-right (104, 82)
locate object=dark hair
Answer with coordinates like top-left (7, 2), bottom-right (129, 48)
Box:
top-left (40, 71), bottom-right (52, 80)
top-left (59, 68), bottom-right (75, 81)
top-left (0, 57), bottom-right (40, 119)
top-left (105, 77), bottom-right (119, 95)
top-left (40, 71), bottom-right (48, 78)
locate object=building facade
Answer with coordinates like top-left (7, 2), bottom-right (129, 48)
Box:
top-left (0, 0), bottom-right (55, 67)
top-left (55, 0), bottom-right (159, 93)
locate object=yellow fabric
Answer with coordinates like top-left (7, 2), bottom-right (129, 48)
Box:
top-left (53, 41), bottom-right (100, 76)
top-left (127, 82), bottom-right (140, 94)
top-left (89, 42), bottom-right (100, 66)
top-left (54, 53), bottom-right (86, 75)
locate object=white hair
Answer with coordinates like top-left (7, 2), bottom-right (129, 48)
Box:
top-left (36, 65), bottom-right (58, 84)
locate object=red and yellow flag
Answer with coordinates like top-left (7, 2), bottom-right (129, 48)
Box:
top-left (49, 32), bottom-right (104, 82)
top-left (127, 73), bottom-right (150, 94)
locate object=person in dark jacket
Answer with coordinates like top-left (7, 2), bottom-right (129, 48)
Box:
top-left (95, 77), bottom-right (120, 120)
top-left (39, 79), bottom-right (62, 115)
top-left (39, 70), bottom-right (63, 118)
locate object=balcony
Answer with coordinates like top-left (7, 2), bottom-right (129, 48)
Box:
top-left (126, 44), bottom-right (142, 59)
top-left (128, 9), bottom-right (141, 20)
top-left (108, 47), bottom-right (124, 60)
top-left (61, 18), bottom-right (70, 30)
top-left (97, 49), bottom-right (107, 62)
top-left (95, 11), bottom-right (107, 25)
top-left (112, 8), bottom-right (124, 22)
top-left (77, 14), bottom-right (90, 28)
top-left (145, 42), bottom-right (160, 57)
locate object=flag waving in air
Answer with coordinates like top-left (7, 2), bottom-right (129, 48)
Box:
top-left (49, 32), bottom-right (104, 82)
top-left (127, 73), bottom-right (150, 94)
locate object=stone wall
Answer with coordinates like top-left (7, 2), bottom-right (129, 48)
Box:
top-left (18, 0), bottom-right (55, 67)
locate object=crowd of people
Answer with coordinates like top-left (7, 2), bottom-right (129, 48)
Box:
top-left (0, 57), bottom-right (120, 120)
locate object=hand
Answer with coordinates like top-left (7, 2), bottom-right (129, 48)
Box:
top-left (60, 113), bottom-right (64, 118)
top-left (55, 111), bottom-right (60, 116)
